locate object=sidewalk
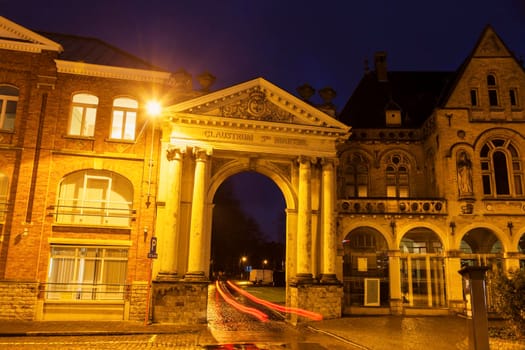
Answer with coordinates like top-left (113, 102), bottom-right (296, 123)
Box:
top-left (0, 316), bottom-right (523, 350)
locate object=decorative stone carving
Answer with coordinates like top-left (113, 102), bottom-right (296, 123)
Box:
top-left (221, 90), bottom-right (294, 122)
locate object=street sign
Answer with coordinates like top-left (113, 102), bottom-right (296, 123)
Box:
top-left (148, 236), bottom-right (158, 259)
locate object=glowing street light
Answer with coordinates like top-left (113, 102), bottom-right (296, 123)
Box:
top-left (146, 100), bottom-right (162, 117)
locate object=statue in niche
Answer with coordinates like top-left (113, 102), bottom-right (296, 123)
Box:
top-left (457, 151), bottom-right (473, 195)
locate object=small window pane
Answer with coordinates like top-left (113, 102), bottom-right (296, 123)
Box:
top-left (84, 108), bottom-right (97, 136)
top-left (482, 175), bottom-right (491, 194)
top-left (489, 90), bottom-right (498, 106)
top-left (69, 107), bottom-right (83, 135)
top-left (73, 94), bottom-right (99, 104)
top-left (123, 112), bottom-right (136, 140)
top-left (514, 175), bottom-right (523, 195)
top-left (111, 111), bottom-right (124, 138)
top-left (470, 90), bottom-right (478, 106)
top-left (114, 97), bottom-right (138, 108)
top-left (487, 75), bottom-right (496, 86)
top-left (510, 89), bottom-right (517, 106)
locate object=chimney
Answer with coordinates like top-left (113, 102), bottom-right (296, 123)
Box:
top-left (374, 51), bottom-right (388, 82)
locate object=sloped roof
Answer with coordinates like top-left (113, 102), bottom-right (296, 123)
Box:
top-left (38, 31), bottom-right (166, 72)
top-left (338, 70), bottom-right (455, 128)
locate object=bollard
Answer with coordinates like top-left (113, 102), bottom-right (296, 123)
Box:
top-left (458, 266), bottom-right (490, 350)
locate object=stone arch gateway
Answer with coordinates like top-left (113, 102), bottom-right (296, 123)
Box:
top-left (151, 78), bottom-right (351, 324)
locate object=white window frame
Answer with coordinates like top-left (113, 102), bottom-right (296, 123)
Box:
top-left (68, 93), bottom-right (98, 137)
top-left (46, 245), bottom-right (128, 301)
top-left (110, 97), bottom-right (138, 140)
top-left (0, 85), bottom-right (19, 131)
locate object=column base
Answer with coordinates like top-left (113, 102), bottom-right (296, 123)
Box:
top-left (290, 273), bottom-right (314, 285)
top-left (319, 273), bottom-right (340, 284)
top-left (156, 271), bottom-right (179, 281)
top-left (183, 271), bottom-right (207, 281)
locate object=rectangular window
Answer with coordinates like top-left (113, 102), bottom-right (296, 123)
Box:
top-left (510, 89), bottom-right (518, 107)
top-left (470, 89), bottom-right (478, 106)
top-left (46, 246), bottom-right (128, 301)
top-left (111, 110), bottom-right (136, 140)
top-left (514, 175), bottom-right (523, 195)
top-left (489, 90), bottom-right (499, 106)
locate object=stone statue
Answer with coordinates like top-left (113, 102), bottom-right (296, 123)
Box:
top-left (457, 151), bottom-right (473, 195)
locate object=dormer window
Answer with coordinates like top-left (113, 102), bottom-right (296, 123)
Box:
top-left (487, 74), bottom-right (499, 107)
top-left (385, 100), bottom-right (401, 126)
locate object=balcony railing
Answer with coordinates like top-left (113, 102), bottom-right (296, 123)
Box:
top-left (338, 198), bottom-right (447, 215)
top-left (47, 204), bottom-right (136, 226)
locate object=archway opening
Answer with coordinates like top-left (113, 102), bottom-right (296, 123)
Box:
top-left (210, 171), bottom-right (286, 285)
top-left (342, 228), bottom-right (389, 309)
top-left (400, 228), bottom-right (446, 308)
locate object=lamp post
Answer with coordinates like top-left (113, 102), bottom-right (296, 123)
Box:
top-left (144, 100), bottom-right (161, 208)
top-left (240, 256), bottom-right (247, 280)
top-left (263, 259), bottom-right (268, 284)
top-left (143, 100), bottom-right (161, 325)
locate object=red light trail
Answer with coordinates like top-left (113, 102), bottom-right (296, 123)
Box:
top-left (226, 280), bottom-right (323, 321)
top-left (215, 281), bottom-right (269, 322)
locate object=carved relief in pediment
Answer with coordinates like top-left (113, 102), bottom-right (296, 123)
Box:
top-left (220, 90), bottom-right (294, 123)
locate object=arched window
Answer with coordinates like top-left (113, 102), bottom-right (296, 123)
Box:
top-left (56, 170), bottom-right (133, 226)
top-left (487, 74), bottom-right (499, 107)
top-left (0, 172), bottom-right (8, 222)
top-left (385, 153), bottom-right (409, 197)
top-left (110, 97), bottom-right (138, 140)
top-left (342, 152), bottom-right (369, 197)
top-left (481, 138), bottom-right (523, 197)
top-left (0, 85), bottom-right (19, 131)
top-left (69, 93), bottom-right (98, 137)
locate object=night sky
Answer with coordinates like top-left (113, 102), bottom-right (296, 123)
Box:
top-left (3, 1), bottom-right (525, 240)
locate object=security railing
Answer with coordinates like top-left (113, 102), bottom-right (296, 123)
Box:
top-left (41, 283), bottom-right (130, 301)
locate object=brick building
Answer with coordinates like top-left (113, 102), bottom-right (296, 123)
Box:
top-left (0, 16), bottom-right (524, 322)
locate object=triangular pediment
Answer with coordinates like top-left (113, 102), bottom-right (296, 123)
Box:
top-left (166, 77), bottom-right (350, 135)
top-left (0, 16), bottom-right (62, 53)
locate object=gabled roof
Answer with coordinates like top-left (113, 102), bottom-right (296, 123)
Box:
top-left (439, 25), bottom-right (525, 106)
top-left (0, 16), bottom-right (166, 72)
top-left (338, 70), bottom-right (455, 128)
top-left (338, 25), bottom-right (522, 130)
top-left (38, 31), bottom-right (166, 72)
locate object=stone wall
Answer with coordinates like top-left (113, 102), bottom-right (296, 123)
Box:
top-left (289, 283), bottom-right (342, 324)
top-left (129, 281), bottom-right (149, 322)
top-left (151, 281), bottom-right (208, 324)
top-left (0, 281), bottom-right (38, 320)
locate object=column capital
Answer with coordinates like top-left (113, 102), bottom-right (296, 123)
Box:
top-left (319, 157), bottom-right (339, 167)
top-left (297, 155), bottom-right (317, 166)
top-left (193, 147), bottom-right (213, 160)
top-left (166, 146), bottom-right (187, 161)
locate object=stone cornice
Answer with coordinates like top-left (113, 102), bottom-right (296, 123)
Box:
top-left (55, 60), bottom-right (172, 84)
top-left (167, 112), bottom-right (348, 138)
top-left (0, 16), bottom-right (62, 53)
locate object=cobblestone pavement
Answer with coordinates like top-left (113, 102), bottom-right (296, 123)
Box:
top-left (1, 283), bottom-right (524, 349)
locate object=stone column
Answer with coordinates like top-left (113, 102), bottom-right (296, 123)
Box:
top-left (157, 147), bottom-right (185, 280)
top-left (446, 250), bottom-right (465, 313)
top-left (388, 250), bottom-right (403, 314)
top-left (295, 156), bottom-right (313, 283)
top-left (185, 148), bottom-right (210, 280)
top-left (320, 158), bottom-right (339, 283)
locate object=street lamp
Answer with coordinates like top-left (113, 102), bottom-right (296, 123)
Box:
top-left (144, 100), bottom-right (162, 208)
top-left (240, 256), bottom-right (247, 280)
